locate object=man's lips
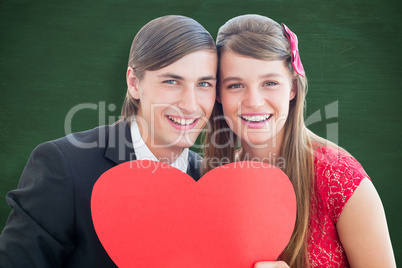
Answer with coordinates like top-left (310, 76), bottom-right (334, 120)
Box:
top-left (166, 115), bottom-right (200, 126)
top-left (165, 115), bottom-right (203, 130)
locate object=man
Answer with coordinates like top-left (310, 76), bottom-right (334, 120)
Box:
top-left (0, 15), bottom-right (217, 267)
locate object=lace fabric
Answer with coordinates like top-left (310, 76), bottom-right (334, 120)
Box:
top-left (308, 146), bottom-right (368, 267)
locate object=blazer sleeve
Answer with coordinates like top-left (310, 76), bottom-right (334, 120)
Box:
top-left (0, 141), bottom-right (75, 267)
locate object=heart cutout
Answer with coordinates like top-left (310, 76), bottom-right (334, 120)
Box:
top-left (91, 160), bottom-right (296, 268)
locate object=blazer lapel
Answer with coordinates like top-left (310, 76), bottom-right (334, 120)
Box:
top-left (104, 120), bottom-right (136, 165)
top-left (105, 119), bottom-right (201, 181)
top-left (186, 150), bottom-right (202, 181)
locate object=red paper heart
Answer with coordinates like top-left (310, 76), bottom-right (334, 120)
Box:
top-left (91, 160), bottom-right (296, 268)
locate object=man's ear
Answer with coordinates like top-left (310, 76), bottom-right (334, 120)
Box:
top-left (127, 67), bottom-right (140, 100)
top-left (290, 79), bottom-right (297, 101)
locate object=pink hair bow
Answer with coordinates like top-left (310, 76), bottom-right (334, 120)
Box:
top-left (281, 23), bottom-right (305, 77)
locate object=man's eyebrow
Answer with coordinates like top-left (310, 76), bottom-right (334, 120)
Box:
top-left (157, 73), bottom-right (217, 81)
top-left (199, 75), bottom-right (217, 81)
top-left (157, 73), bottom-right (184, 80)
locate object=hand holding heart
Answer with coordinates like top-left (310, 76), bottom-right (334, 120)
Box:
top-left (254, 261), bottom-right (290, 268)
top-left (91, 160), bottom-right (296, 268)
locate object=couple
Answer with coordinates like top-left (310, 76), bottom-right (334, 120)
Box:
top-left (0, 15), bottom-right (395, 267)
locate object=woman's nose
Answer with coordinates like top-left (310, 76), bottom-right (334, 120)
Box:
top-left (243, 88), bottom-right (265, 108)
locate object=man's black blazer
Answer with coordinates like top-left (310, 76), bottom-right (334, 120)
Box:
top-left (0, 120), bottom-right (202, 267)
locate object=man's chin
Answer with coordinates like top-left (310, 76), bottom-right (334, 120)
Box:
top-left (173, 140), bottom-right (196, 150)
top-left (151, 138), bottom-right (194, 150)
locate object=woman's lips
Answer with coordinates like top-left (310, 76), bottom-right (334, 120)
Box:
top-left (239, 113), bottom-right (272, 129)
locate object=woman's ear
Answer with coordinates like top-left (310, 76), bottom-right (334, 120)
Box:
top-left (127, 67), bottom-right (140, 100)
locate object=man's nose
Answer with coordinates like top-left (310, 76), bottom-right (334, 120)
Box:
top-left (177, 86), bottom-right (198, 114)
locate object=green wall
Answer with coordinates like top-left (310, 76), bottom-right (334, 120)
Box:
top-left (1, 0), bottom-right (401, 264)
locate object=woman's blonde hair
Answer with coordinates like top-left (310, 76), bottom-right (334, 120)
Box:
top-left (121, 15), bottom-right (216, 119)
top-left (203, 14), bottom-right (327, 267)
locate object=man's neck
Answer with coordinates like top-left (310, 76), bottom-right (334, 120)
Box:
top-left (134, 118), bottom-right (184, 165)
top-left (144, 143), bottom-right (184, 164)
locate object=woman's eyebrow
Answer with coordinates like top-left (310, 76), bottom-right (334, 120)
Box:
top-left (221, 76), bottom-right (242, 84)
top-left (259, 73), bottom-right (282, 79)
top-left (221, 73), bottom-right (282, 84)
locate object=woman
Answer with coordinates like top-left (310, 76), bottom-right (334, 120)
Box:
top-left (204, 14), bottom-right (395, 267)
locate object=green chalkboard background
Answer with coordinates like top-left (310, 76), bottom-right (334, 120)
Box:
top-left (1, 0), bottom-right (401, 264)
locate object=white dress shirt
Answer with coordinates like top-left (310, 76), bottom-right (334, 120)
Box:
top-left (130, 117), bottom-right (189, 173)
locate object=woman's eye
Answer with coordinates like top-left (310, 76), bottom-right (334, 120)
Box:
top-left (198, 82), bottom-right (211, 87)
top-left (164, 80), bottom-right (177, 85)
top-left (264, 81), bottom-right (278, 86)
top-left (227, 84), bottom-right (243, 89)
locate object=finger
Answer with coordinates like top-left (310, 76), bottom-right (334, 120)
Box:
top-left (254, 261), bottom-right (290, 268)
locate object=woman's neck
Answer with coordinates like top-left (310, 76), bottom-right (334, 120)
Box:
top-left (239, 130), bottom-right (284, 166)
top-left (240, 143), bottom-right (280, 164)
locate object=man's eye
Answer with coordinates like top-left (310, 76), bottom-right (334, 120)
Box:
top-left (164, 80), bottom-right (177, 85)
top-left (198, 82), bottom-right (211, 87)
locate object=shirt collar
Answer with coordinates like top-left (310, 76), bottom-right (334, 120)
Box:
top-left (130, 117), bottom-right (189, 173)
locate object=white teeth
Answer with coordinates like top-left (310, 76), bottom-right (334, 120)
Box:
top-left (168, 116), bottom-right (197, 125)
top-left (241, 114), bottom-right (271, 122)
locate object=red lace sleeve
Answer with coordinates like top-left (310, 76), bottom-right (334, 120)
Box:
top-left (314, 147), bottom-right (370, 223)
